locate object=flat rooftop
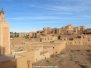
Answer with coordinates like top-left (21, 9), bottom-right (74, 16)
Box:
top-left (0, 54), bottom-right (14, 62)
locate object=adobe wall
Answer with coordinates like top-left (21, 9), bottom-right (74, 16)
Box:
top-left (0, 59), bottom-right (17, 68)
top-left (40, 52), bottom-right (50, 60)
top-left (49, 49), bottom-right (54, 55)
top-left (82, 37), bottom-right (91, 46)
top-left (66, 45), bottom-right (91, 50)
top-left (53, 42), bottom-right (66, 54)
top-left (16, 57), bottom-right (28, 68)
top-left (43, 47), bottom-right (53, 55)
top-left (40, 36), bottom-right (58, 42)
top-left (66, 39), bottom-right (83, 45)
top-left (0, 56), bottom-right (32, 68)
top-left (0, 23), bottom-right (10, 55)
top-left (34, 48), bottom-right (50, 62)
top-left (65, 35), bottom-right (91, 46)
top-left (17, 51), bottom-right (35, 63)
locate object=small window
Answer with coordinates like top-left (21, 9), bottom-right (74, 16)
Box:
top-left (56, 52), bottom-right (57, 53)
top-left (53, 47), bottom-right (54, 49)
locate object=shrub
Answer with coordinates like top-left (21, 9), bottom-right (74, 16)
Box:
top-left (77, 50), bottom-right (80, 52)
top-left (59, 59), bottom-right (64, 63)
top-left (79, 65), bottom-right (91, 68)
top-left (46, 60), bottom-right (52, 64)
top-left (55, 55), bottom-right (59, 57)
top-left (86, 50), bottom-right (91, 52)
top-left (75, 61), bottom-right (82, 65)
top-left (70, 50), bottom-right (75, 52)
top-left (70, 56), bottom-right (74, 61)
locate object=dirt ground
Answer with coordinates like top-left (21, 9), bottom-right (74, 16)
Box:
top-left (33, 49), bottom-right (91, 68)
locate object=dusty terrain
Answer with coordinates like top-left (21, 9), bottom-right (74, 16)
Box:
top-left (33, 49), bottom-right (91, 68)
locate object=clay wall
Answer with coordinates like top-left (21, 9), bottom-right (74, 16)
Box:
top-left (66, 45), bottom-right (91, 50)
top-left (0, 59), bottom-right (17, 68)
top-left (53, 42), bottom-right (66, 54)
top-left (0, 56), bottom-right (32, 68)
top-left (0, 23), bottom-right (10, 55)
top-left (40, 36), bottom-right (58, 42)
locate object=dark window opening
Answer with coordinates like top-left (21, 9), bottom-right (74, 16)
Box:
top-left (58, 36), bottom-right (60, 39)
top-left (56, 52), bottom-right (57, 53)
top-left (69, 38), bottom-right (73, 40)
top-left (53, 47), bottom-right (54, 49)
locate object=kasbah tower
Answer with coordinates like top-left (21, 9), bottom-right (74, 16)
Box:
top-left (0, 9), bottom-right (10, 55)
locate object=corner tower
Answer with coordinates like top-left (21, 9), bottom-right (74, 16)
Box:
top-left (0, 9), bottom-right (10, 55)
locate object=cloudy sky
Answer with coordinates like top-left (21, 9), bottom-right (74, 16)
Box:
top-left (0, 0), bottom-right (91, 32)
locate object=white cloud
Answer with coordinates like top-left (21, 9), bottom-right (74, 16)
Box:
top-left (47, 5), bottom-right (91, 12)
top-left (81, 15), bottom-right (91, 18)
top-left (6, 15), bottom-right (91, 20)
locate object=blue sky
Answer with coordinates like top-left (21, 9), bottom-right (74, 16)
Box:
top-left (0, 0), bottom-right (91, 32)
